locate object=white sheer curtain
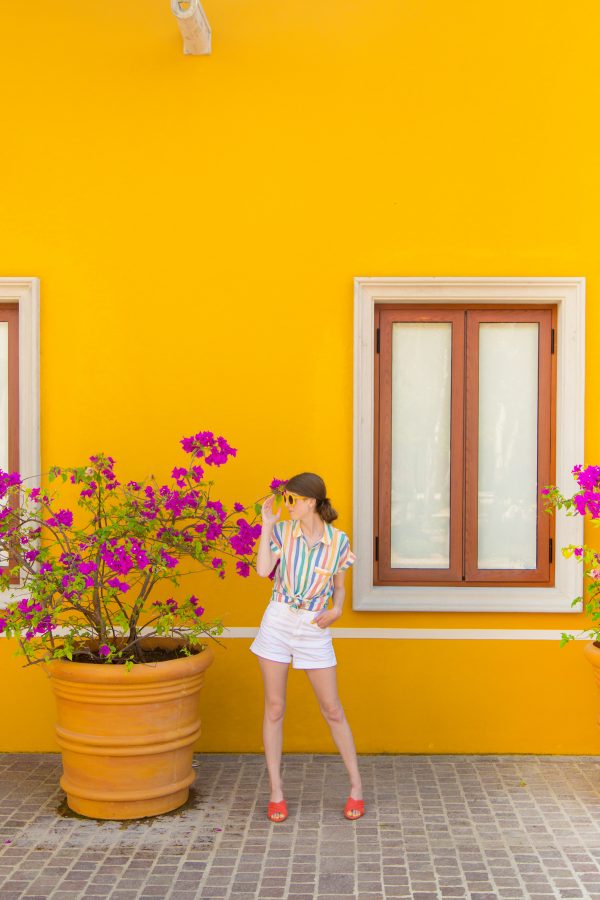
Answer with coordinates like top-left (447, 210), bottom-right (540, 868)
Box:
top-left (477, 323), bottom-right (539, 569)
top-left (391, 323), bottom-right (452, 568)
top-left (0, 322), bottom-right (7, 474)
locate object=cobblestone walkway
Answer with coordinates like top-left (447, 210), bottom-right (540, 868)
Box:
top-left (2, 753), bottom-right (600, 899)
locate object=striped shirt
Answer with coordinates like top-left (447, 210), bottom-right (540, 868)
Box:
top-left (269, 519), bottom-right (356, 612)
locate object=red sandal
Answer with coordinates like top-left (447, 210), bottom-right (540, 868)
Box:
top-left (267, 799), bottom-right (288, 822)
top-left (344, 796), bottom-right (365, 820)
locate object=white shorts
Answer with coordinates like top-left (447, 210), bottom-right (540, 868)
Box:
top-left (249, 600), bottom-right (337, 670)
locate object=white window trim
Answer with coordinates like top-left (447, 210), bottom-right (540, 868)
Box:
top-left (0, 277), bottom-right (40, 605)
top-left (353, 276), bottom-right (585, 613)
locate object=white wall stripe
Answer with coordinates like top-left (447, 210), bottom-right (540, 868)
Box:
top-left (0, 628), bottom-right (588, 641)
top-left (202, 627), bottom-right (587, 640)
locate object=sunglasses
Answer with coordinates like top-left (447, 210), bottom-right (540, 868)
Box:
top-left (282, 491), bottom-right (311, 508)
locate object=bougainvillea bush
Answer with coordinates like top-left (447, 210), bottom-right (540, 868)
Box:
top-left (544, 464), bottom-right (600, 647)
top-left (0, 430), bottom-right (286, 669)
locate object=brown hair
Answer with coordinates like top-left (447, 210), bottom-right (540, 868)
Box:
top-left (284, 472), bottom-right (338, 524)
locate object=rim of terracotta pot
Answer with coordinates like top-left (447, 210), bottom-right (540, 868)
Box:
top-left (584, 640), bottom-right (600, 662)
top-left (42, 637), bottom-right (215, 683)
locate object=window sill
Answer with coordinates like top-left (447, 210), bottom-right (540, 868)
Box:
top-left (352, 580), bottom-right (583, 613)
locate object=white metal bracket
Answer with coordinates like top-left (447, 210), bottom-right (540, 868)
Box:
top-left (171, 0), bottom-right (212, 56)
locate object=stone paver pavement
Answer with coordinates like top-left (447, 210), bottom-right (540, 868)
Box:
top-left (2, 753), bottom-right (600, 898)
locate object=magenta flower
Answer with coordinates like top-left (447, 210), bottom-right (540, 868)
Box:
top-left (101, 545), bottom-right (134, 575)
top-left (574, 493), bottom-right (600, 518)
top-left (0, 431), bottom-right (265, 667)
top-left (46, 509), bottom-right (73, 528)
top-left (0, 470), bottom-right (22, 500)
top-left (180, 431), bottom-right (236, 466)
top-left (107, 577), bottom-right (130, 593)
top-left (206, 500), bottom-right (227, 521)
top-left (270, 478), bottom-right (288, 492)
top-left (160, 551), bottom-right (178, 569)
top-left (573, 465), bottom-right (600, 491)
top-left (206, 522), bottom-right (223, 540)
top-left (229, 519), bottom-right (261, 556)
top-left (34, 616), bottom-right (55, 635)
top-left (80, 481), bottom-right (97, 499)
top-left (172, 467), bottom-right (188, 488)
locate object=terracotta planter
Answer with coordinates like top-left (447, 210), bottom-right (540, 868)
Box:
top-left (43, 638), bottom-right (214, 820)
top-left (585, 641), bottom-right (600, 706)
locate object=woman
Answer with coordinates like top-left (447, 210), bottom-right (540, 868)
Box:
top-left (251, 472), bottom-right (364, 823)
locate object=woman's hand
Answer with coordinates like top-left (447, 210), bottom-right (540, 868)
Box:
top-left (311, 607), bottom-right (342, 628)
top-left (261, 494), bottom-right (281, 528)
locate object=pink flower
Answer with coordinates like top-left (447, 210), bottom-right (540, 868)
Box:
top-left (98, 645), bottom-right (110, 657)
top-left (80, 481), bottom-right (97, 499)
top-left (107, 577), bottom-right (130, 593)
top-left (46, 509), bottom-right (73, 528)
top-left (160, 551), bottom-right (178, 570)
top-left (172, 467), bottom-right (188, 487)
top-left (270, 478), bottom-right (288, 492)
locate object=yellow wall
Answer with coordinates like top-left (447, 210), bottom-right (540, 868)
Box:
top-left (1, 0), bottom-right (600, 752)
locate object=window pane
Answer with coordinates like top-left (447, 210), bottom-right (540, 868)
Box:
top-left (478, 323), bottom-right (538, 569)
top-left (391, 323), bottom-right (451, 568)
top-left (0, 322), bottom-right (7, 474)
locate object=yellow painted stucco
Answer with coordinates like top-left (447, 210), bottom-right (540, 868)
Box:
top-left (1, 0), bottom-right (600, 752)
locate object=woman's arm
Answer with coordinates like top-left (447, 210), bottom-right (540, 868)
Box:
top-left (256, 522), bottom-right (279, 577)
top-left (256, 494), bottom-right (281, 577)
top-left (331, 570), bottom-right (346, 614)
top-left (312, 570), bottom-right (346, 626)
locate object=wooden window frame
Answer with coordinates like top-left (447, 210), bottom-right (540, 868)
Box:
top-left (0, 305), bottom-right (19, 479)
top-left (0, 278), bottom-right (40, 606)
top-left (353, 278), bottom-right (584, 613)
top-left (378, 308), bottom-right (465, 583)
top-left (375, 305), bottom-right (555, 588)
top-left (0, 306), bottom-right (20, 581)
top-left (464, 308), bottom-right (554, 584)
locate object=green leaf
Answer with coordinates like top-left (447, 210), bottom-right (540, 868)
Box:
top-left (254, 502), bottom-right (262, 516)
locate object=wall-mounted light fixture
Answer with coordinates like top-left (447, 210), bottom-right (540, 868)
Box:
top-left (171, 0), bottom-right (211, 55)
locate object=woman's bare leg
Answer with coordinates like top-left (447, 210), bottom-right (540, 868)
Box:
top-left (257, 656), bottom-right (290, 819)
top-left (305, 665), bottom-right (363, 817)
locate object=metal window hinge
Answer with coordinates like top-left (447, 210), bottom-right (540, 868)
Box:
top-left (376, 328), bottom-right (380, 354)
top-left (551, 329), bottom-right (555, 354)
top-left (549, 537), bottom-right (553, 563)
top-left (375, 536), bottom-right (379, 562)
